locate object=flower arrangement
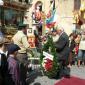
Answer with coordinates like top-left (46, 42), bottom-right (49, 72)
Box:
top-left (42, 51), bottom-right (54, 72)
top-left (40, 36), bottom-right (60, 78)
top-left (43, 58), bottom-right (53, 71)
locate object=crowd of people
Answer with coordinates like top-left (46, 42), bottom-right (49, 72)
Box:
top-left (0, 22), bottom-right (31, 85)
top-left (41, 26), bottom-right (85, 69)
top-left (0, 22), bottom-right (85, 85)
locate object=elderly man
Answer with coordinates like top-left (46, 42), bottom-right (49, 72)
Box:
top-left (54, 25), bottom-right (70, 77)
top-left (12, 22), bottom-right (30, 85)
top-left (54, 25), bottom-right (70, 66)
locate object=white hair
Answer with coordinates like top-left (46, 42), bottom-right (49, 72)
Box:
top-left (57, 23), bottom-right (64, 31)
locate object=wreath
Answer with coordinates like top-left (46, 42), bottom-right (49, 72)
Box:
top-left (40, 35), bottom-right (61, 78)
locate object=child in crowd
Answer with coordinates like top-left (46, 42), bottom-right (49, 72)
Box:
top-left (7, 43), bottom-right (20, 85)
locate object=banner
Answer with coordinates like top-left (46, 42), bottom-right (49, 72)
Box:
top-left (43, 51), bottom-right (54, 60)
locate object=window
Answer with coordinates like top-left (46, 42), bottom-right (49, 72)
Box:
top-left (25, 0), bottom-right (28, 3)
top-left (4, 9), bottom-right (21, 27)
top-left (19, 0), bottom-right (22, 2)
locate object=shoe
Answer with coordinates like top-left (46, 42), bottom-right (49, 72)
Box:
top-left (67, 65), bottom-right (71, 68)
top-left (64, 74), bottom-right (70, 78)
top-left (77, 65), bottom-right (80, 68)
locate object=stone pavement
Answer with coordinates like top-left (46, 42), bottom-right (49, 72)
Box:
top-left (26, 65), bottom-right (85, 85)
top-left (70, 65), bottom-right (85, 79)
top-left (27, 49), bottom-right (85, 85)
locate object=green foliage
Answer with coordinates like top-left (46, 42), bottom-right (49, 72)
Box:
top-left (40, 35), bottom-right (60, 78)
top-left (45, 57), bottom-right (60, 78)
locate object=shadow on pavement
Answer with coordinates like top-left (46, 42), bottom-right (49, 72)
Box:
top-left (26, 69), bottom-right (43, 85)
top-left (33, 82), bottom-right (41, 85)
top-left (60, 67), bottom-right (71, 78)
top-left (26, 66), bottom-right (71, 85)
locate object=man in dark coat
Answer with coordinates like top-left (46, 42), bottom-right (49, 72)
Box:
top-left (12, 22), bottom-right (30, 85)
top-left (54, 25), bottom-right (70, 66)
top-left (0, 36), bottom-right (14, 85)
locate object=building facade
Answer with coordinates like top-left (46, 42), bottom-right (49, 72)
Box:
top-left (0, 0), bottom-right (82, 42)
top-left (0, 0), bottom-right (32, 42)
top-left (0, 0), bottom-right (31, 34)
top-left (26, 0), bottom-right (81, 35)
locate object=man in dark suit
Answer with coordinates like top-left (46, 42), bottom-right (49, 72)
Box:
top-left (0, 37), bottom-right (14, 85)
top-left (54, 25), bottom-right (70, 66)
top-left (54, 25), bottom-right (70, 77)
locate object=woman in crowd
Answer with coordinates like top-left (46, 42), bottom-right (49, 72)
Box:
top-left (77, 32), bottom-right (85, 67)
top-left (68, 33), bottom-right (77, 68)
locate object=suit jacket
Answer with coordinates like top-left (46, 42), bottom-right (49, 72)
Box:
top-left (54, 32), bottom-right (70, 60)
top-left (0, 53), bottom-right (14, 85)
top-left (0, 53), bottom-right (8, 78)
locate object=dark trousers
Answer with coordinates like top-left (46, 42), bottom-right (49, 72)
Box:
top-left (16, 53), bottom-right (29, 85)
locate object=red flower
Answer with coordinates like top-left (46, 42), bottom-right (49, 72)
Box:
top-left (44, 58), bottom-right (53, 71)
